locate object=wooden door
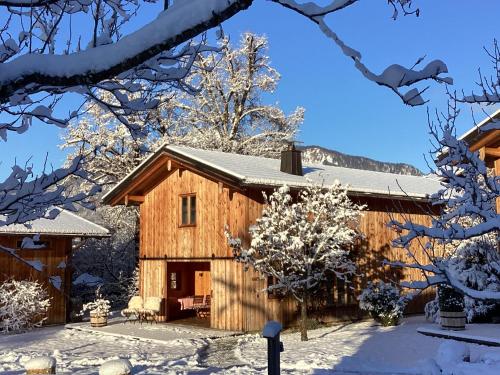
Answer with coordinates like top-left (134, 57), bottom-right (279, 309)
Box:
top-left (194, 270), bottom-right (211, 296)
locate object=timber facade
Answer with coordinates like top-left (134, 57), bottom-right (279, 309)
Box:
top-left (0, 210), bottom-right (109, 325)
top-left (104, 145), bottom-right (443, 332)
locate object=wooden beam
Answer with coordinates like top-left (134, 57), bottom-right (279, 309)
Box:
top-left (218, 182), bottom-right (223, 194)
top-left (127, 195), bottom-right (145, 203)
top-left (469, 130), bottom-right (500, 152)
top-left (484, 147), bottom-right (500, 159)
top-left (125, 194), bottom-right (144, 206)
top-left (495, 159), bottom-right (500, 214)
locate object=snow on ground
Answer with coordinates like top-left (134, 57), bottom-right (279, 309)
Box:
top-left (0, 316), bottom-right (499, 374)
top-left (0, 325), bottom-right (202, 374)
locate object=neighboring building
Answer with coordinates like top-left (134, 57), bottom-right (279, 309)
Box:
top-left (103, 143), bottom-right (442, 332)
top-left (0, 209), bottom-right (109, 324)
top-left (459, 109), bottom-right (500, 212)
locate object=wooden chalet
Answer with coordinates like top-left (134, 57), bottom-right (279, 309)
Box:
top-left (103, 143), bottom-right (443, 332)
top-left (0, 209), bottom-right (109, 324)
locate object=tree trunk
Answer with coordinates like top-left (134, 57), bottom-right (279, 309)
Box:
top-left (300, 293), bottom-right (308, 341)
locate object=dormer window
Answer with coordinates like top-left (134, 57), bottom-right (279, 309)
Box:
top-left (180, 194), bottom-right (196, 226)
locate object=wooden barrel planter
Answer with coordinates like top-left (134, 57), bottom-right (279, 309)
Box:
top-left (440, 310), bottom-right (466, 330)
top-left (90, 313), bottom-right (108, 327)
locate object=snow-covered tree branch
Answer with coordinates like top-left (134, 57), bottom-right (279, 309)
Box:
top-left (389, 103), bottom-right (500, 301)
top-left (0, 156), bottom-right (99, 226)
top-left (452, 39), bottom-right (500, 106)
top-left (272, 0), bottom-right (452, 106)
top-left (226, 183), bottom-right (364, 341)
top-left (0, 0), bottom-right (452, 144)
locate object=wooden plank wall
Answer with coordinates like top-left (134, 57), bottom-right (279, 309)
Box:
top-left (0, 235), bottom-right (72, 325)
top-left (139, 259), bottom-right (166, 321)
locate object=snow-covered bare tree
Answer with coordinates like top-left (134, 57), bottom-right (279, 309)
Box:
top-left (226, 183), bottom-right (364, 341)
top-left (452, 39), bottom-right (500, 106)
top-left (149, 32), bottom-right (304, 156)
top-left (1, 0), bottom-right (453, 225)
top-left (389, 103), bottom-right (500, 301)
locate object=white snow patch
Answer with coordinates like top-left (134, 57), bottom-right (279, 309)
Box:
top-left (24, 355), bottom-right (56, 370)
top-left (436, 340), bottom-right (470, 369)
top-left (99, 358), bottom-right (132, 375)
top-left (73, 273), bottom-right (103, 286)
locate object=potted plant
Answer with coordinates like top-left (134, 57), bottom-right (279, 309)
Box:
top-left (80, 287), bottom-right (111, 327)
top-left (359, 281), bottom-right (406, 326)
top-left (438, 284), bottom-right (466, 330)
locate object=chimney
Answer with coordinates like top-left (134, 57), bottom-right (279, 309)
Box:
top-left (280, 142), bottom-right (303, 176)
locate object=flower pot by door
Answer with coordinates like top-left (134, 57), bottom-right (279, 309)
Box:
top-left (90, 313), bottom-right (108, 327)
top-left (440, 310), bottom-right (466, 330)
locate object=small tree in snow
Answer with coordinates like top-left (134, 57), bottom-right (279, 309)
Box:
top-left (227, 183), bottom-right (364, 341)
top-left (0, 279), bottom-right (51, 334)
top-left (80, 286), bottom-right (111, 318)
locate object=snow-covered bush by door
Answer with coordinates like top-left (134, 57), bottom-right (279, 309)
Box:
top-left (80, 287), bottom-right (111, 318)
top-left (426, 237), bottom-right (500, 323)
top-left (0, 279), bottom-right (51, 334)
top-left (359, 281), bottom-right (406, 326)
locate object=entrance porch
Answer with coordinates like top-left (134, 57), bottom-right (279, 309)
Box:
top-left (165, 261), bottom-right (211, 325)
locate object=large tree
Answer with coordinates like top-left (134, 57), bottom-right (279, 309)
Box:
top-left (0, 0), bottom-right (454, 224)
top-left (150, 32), bottom-right (304, 157)
top-left (227, 183), bottom-right (364, 341)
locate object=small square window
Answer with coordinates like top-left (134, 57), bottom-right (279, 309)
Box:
top-left (180, 194), bottom-right (196, 226)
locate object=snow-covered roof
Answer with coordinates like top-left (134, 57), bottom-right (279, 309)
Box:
top-left (458, 109), bottom-right (500, 144)
top-left (104, 144), bottom-right (443, 203)
top-left (0, 209), bottom-right (109, 237)
top-left (167, 145), bottom-right (442, 198)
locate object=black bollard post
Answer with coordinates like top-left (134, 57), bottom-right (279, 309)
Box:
top-left (262, 320), bottom-right (283, 375)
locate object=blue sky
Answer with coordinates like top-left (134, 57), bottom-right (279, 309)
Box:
top-left (1, 0), bottom-right (499, 178)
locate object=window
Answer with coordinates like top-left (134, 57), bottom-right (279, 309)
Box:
top-left (169, 272), bottom-right (180, 290)
top-left (180, 194), bottom-right (196, 226)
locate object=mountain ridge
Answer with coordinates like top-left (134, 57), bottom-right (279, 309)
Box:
top-left (299, 145), bottom-right (422, 176)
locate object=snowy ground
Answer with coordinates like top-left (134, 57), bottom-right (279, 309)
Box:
top-left (0, 316), bottom-right (499, 374)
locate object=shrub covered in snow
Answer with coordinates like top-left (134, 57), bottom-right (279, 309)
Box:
top-left (426, 237), bottom-right (500, 323)
top-left (438, 284), bottom-right (465, 312)
top-left (0, 279), bottom-right (51, 334)
top-left (359, 281), bottom-right (406, 326)
top-left (99, 358), bottom-right (132, 375)
top-left (80, 286), bottom-right (111, 318)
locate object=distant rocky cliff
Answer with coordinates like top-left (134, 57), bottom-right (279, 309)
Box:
top-left (300, 145), bottom-right (422, 176)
